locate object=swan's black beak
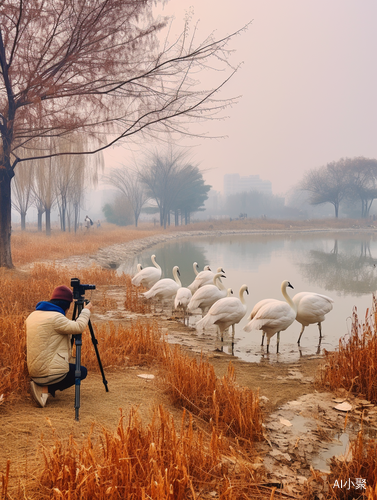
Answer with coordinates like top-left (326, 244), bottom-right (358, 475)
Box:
top-left (177, 269), bottom-right (181, 276)
top-left (221, 274), bottom-right (226, 279)
top-left (221, 268), bottom-right (225, 273)
top-left (288, 282), bottom-right (294, 289)
top-left (246, 287), bottom-right (249, 294)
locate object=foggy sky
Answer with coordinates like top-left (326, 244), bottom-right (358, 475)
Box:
top-left (104, 0), bottom-right (377, 196)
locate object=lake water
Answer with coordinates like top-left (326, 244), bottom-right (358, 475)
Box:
top-left (118, 231), bottom-right (377, 363)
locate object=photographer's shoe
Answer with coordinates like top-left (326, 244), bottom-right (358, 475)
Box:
top-left (30, 381), bottom-right (48, 408)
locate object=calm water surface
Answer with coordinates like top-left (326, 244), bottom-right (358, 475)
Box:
top-left (118, 232), bottom-right (377, 363)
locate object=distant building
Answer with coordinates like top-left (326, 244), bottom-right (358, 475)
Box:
top-left (223, 174), bottom-right (272, 197)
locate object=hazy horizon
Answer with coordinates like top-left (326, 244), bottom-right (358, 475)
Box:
top-left (103, 0), bottom-right (377, 197)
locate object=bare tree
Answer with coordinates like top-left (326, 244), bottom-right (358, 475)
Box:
top-left (103, 169), bottom-right (147, 227)
top-left (32, 156), bottom-right (56, 236)
top-left (0, 0), bottom-right (245, 267)
top-left (300, 160), bottom-right (349, 218)
top-left (11, 161), bottom-right (34, 230)
top-left (344, 157), bottom-right (377, 218)
top-left (139, 149), bottom-right (210, 227)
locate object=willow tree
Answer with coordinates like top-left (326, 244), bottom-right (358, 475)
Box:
top-left (0, 0), bottom-right (244, 267)
top-left (11, 160), bottom-right (34, 230)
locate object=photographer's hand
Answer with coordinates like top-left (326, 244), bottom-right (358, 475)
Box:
top-left (84, 301), bottom-right (93, 310)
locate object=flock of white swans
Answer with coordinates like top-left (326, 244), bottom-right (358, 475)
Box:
top-left (131, 254), bottom-right (334, 353)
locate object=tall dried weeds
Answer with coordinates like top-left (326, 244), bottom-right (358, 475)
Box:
top-left (38, 406), bottom-right (270, 500)
top-left (161, 347), bottom-right (264, 446)
top-left (318, 299), bottom-right (377, 402)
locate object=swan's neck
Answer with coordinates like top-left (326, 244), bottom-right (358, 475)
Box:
top-left (151, 255), bottom-right (161, 270)
top-left (214, 275), bottom-right (226, 291)
top-left (193, 262), bottom-right (199, 276)
top-left (173, 268), bottom-right (181, 286)
top-left (281, 283), bottom-right (297, 312)
top-left (239, 286), bottom-right (247, 305)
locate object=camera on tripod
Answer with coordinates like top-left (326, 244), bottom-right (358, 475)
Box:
top-left (70, 278), bottom-right (96, 300)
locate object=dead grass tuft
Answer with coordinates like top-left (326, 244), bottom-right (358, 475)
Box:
top-left (38, 406), bottom-right (271, 500)
top-left (161, 347), bottom-right (264, 446)
top-left (317, 298), bottom-right (377, 403)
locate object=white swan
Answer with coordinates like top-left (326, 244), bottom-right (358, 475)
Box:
top-left (196, 284), bottom-right (249, 340)
top-left (131, 255), bottom-right (161, 289)
top-left (243, 280), bottom-right (297, 353)
top-left (136, 263), bottom-right (143, 272)
top-left (174, 287), bottom-right (192, 326)
top-left (142, 265), bottom-right (181, 302)
top-left (292, 291), bottom-right (334, 345)
top-left (188, 267), bottom-right (225, 293)
top-left (192, 262), bottom-right (211, 276)
top-left (187, 272), bottom-right (227, 317)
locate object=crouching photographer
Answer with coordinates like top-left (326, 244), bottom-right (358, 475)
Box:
top-left (26, 285), bottom-right (92, 408)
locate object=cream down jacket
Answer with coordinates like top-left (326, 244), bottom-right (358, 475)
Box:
top-left (26, 305), bottom-right (91, 385)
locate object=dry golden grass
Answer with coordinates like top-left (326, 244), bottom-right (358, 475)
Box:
top-left (161, 348), bottom-right (264, 446)
top-left (11, 223), bottom-right (161, 266)
top-left (318, 300), bottom-right (377, 403)
top-left (37, 406), bottom-right (274, 500)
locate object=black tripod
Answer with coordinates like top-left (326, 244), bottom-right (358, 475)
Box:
top-left (72, 295), bottom-right (109, 421)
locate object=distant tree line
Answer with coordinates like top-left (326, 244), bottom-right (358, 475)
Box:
top-left (11, 137), bottom-right (101, 234)
top-left (300, 157), bottom-right (377, 218)
top-left (103, 149), bottom-right (211, 228)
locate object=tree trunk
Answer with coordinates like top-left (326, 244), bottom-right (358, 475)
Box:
top-left (46, 208), bottom-right (51, 236)
top-left (0, 169), bottom-right (14, 268)
top-left (37, 210), bottom-right (43, 231)
top-left (21, 211), bottom-right (26, 230)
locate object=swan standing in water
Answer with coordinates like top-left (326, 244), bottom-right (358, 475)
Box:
top-left (196, 284), bottom-right (249, 341)
top-left (131, 255), bottom-right (161, 289)
top-left (187, 272), bottom-right (227, 317)
top-left (142, 266), bottom-right (181, 306)
top-left (174, 286), bottom-right (192, 326)
top-left (188, 267), bottom-right (225, 293)
top-left (243, 280), bottom-right (297, 353)
top-left (292, 292), bottom-right (334, 345)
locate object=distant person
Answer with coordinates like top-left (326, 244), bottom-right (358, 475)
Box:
top-left (26, 285), bottom-right (92, 408)
top-left (84, 215), bottom-right (93, 230)
top-left (96, 219), bottom-right (101, 228)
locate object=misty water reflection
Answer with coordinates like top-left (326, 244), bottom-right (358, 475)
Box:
top-left (118, 232), bottom-right (377, 363)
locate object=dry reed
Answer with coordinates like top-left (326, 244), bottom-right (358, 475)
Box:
top-left (38, 406), bottom-right (273, 500)
top-left (160, 347), bottom-right (264, 446)
top-left (318, 299), bottom-right (377, 403)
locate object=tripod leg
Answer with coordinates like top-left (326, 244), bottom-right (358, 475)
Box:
top-left (74, 334), bottom-right (82, 421)
top-left (88, 319), bottom-right (109, 392)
